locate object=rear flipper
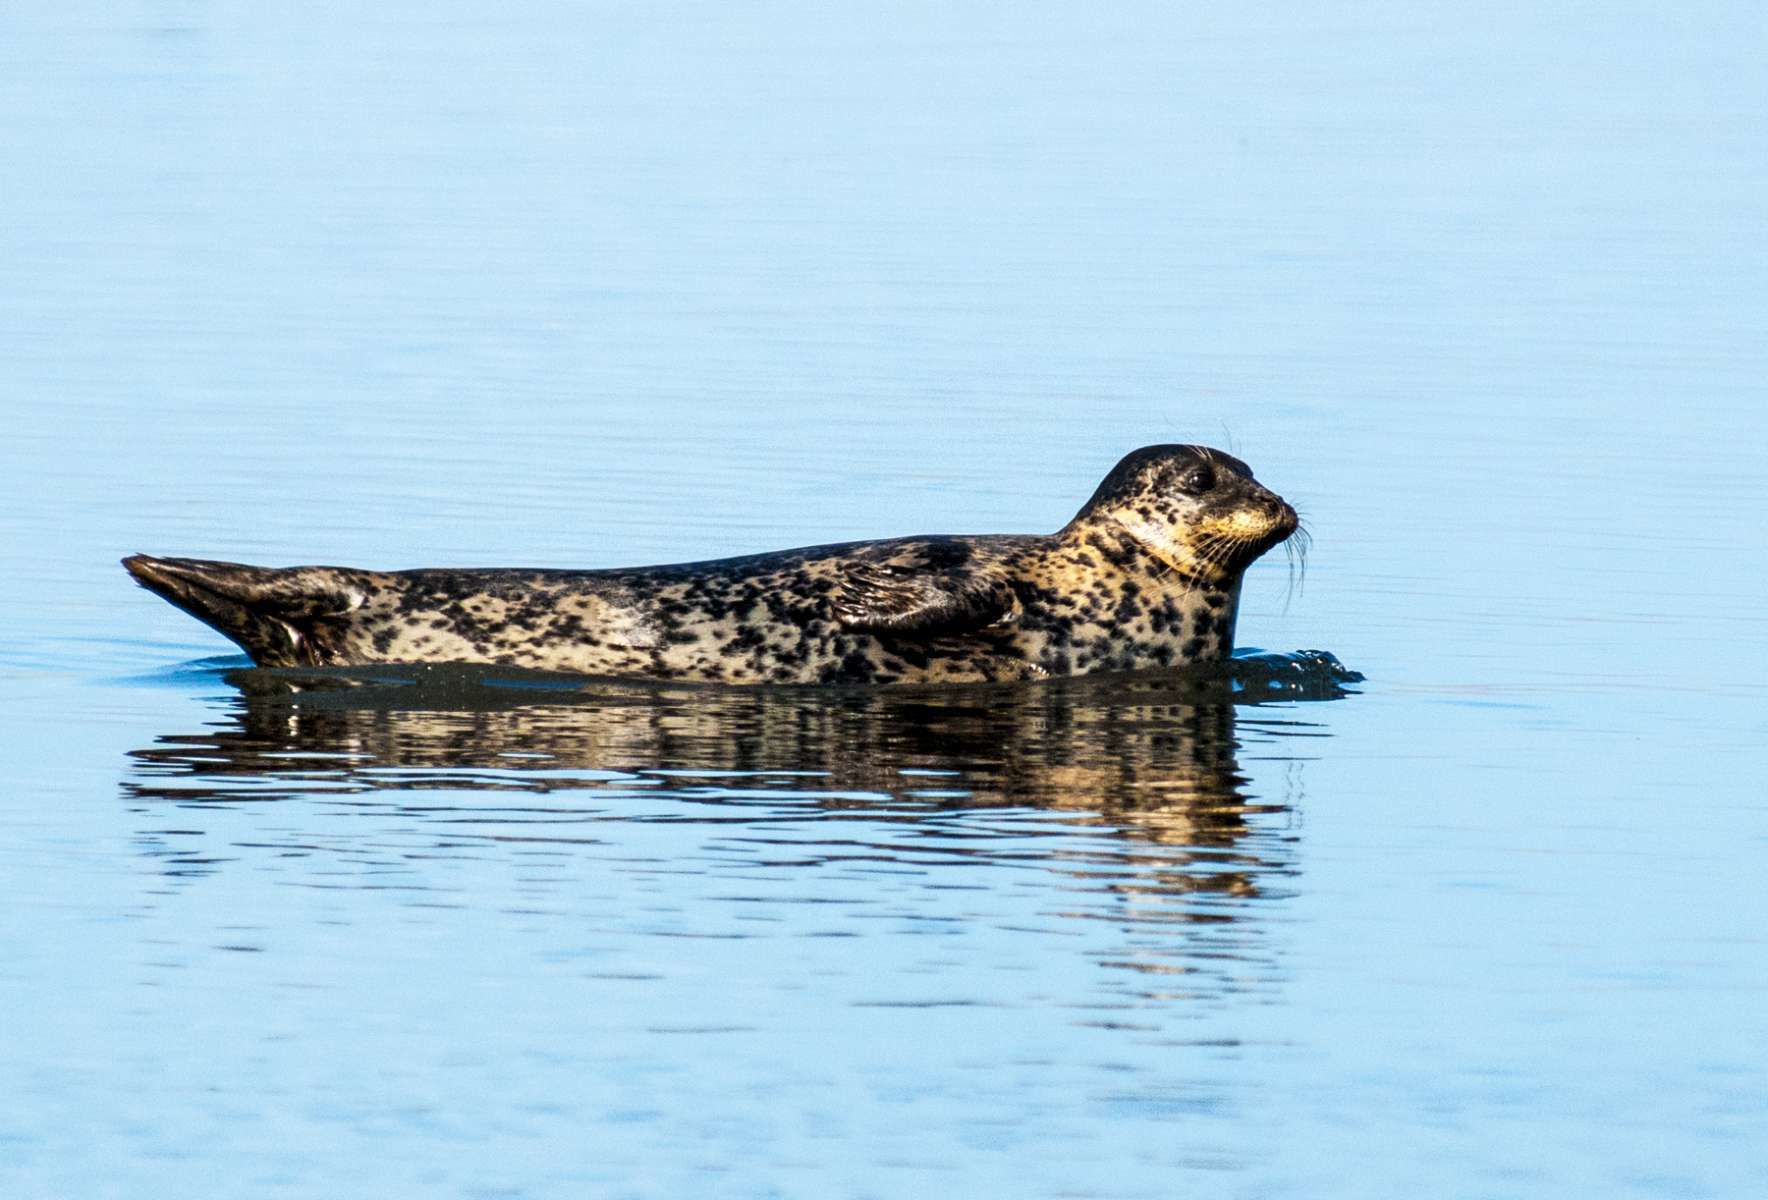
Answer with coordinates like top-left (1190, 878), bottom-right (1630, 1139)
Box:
top-left (123, 554), bottom-right (373, 667)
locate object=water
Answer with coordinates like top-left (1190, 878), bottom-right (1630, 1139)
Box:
top-left (3, 3), bottom-right (1767, 1197)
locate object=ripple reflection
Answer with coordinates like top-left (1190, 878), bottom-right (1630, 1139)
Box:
top-left (123, 659), bottom-right (1357, 1009)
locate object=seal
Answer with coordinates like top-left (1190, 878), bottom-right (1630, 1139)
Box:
top-left (123, 444), bottom-right (1299, 685)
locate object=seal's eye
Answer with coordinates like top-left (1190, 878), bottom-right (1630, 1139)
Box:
top-left (1176, 465), bottom-right (1215, 496)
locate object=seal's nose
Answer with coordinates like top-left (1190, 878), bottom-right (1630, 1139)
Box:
top-left (1249, 487), bottom-right (1297, 540)
top-left (1272, 500), bottom-right (1299, 539)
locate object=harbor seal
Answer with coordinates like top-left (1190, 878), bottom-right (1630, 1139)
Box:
top-left (123, 444), bottom-right (1300, 685)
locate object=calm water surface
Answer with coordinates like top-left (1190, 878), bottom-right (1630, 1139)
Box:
top-left (3, 3), bottom-right (1767, 1198)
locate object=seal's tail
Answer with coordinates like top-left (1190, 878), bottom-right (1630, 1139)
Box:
top-left (122, 554), bottom-right (367, 666)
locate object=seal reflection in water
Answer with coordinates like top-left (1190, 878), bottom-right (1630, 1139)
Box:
top-left (125, 655), bottom-right (1362, 1007)
top-left (128, 669), bottom-right (1322, 885)
top-left (123, 445), bottom-right (1300, 684)
top-left (125, 671), bottom-right (1349, 994)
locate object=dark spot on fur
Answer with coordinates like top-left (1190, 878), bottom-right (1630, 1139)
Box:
top-left (142, 448), bottom-right (1277, 681)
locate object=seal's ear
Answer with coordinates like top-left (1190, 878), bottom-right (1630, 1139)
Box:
top-left (834, 554), bottom-right (1020, 638)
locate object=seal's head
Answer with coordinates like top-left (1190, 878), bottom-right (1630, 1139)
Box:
top-left (1068, 444), bottom-right (1299, 584)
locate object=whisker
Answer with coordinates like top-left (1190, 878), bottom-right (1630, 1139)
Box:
top-left (1190, 533), bottom-right (1231, 570)
top-left (1280, 519), bottom-right (1311, 613)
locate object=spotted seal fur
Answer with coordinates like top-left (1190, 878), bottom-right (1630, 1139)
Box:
top-left (123, 444), bottom-right (1299, 685)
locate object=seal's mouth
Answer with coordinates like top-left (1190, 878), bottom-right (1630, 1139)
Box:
top-left (1194, 500), bottom-right (1300, 567)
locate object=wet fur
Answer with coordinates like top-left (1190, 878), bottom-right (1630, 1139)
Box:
top-left (124, 444), bottom-right (1298, 685)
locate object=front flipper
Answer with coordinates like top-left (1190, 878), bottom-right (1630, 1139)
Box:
top-left (834, 554), bottom-right (1020, 638)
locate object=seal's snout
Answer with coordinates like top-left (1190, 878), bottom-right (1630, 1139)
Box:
top-left (1198, 488), bottom-right (1297, 566)
top-left (1237, 477), bottom-right (1297, 542)
top-left (1269, 498), bottom-right (1299, 541)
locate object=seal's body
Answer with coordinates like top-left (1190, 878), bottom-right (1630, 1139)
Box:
top-left (124, 445), bottom-right (1299, 685)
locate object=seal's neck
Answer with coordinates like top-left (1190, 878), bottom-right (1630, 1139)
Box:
top-left (1040, 521), bottom-right (1244, 667)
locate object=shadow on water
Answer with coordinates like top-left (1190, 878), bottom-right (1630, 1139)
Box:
top-left (122, 652), bottom-right (1359, 1002)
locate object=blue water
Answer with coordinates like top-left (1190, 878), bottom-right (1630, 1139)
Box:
top-left (3, 3), bottom-right (1767, 1197)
